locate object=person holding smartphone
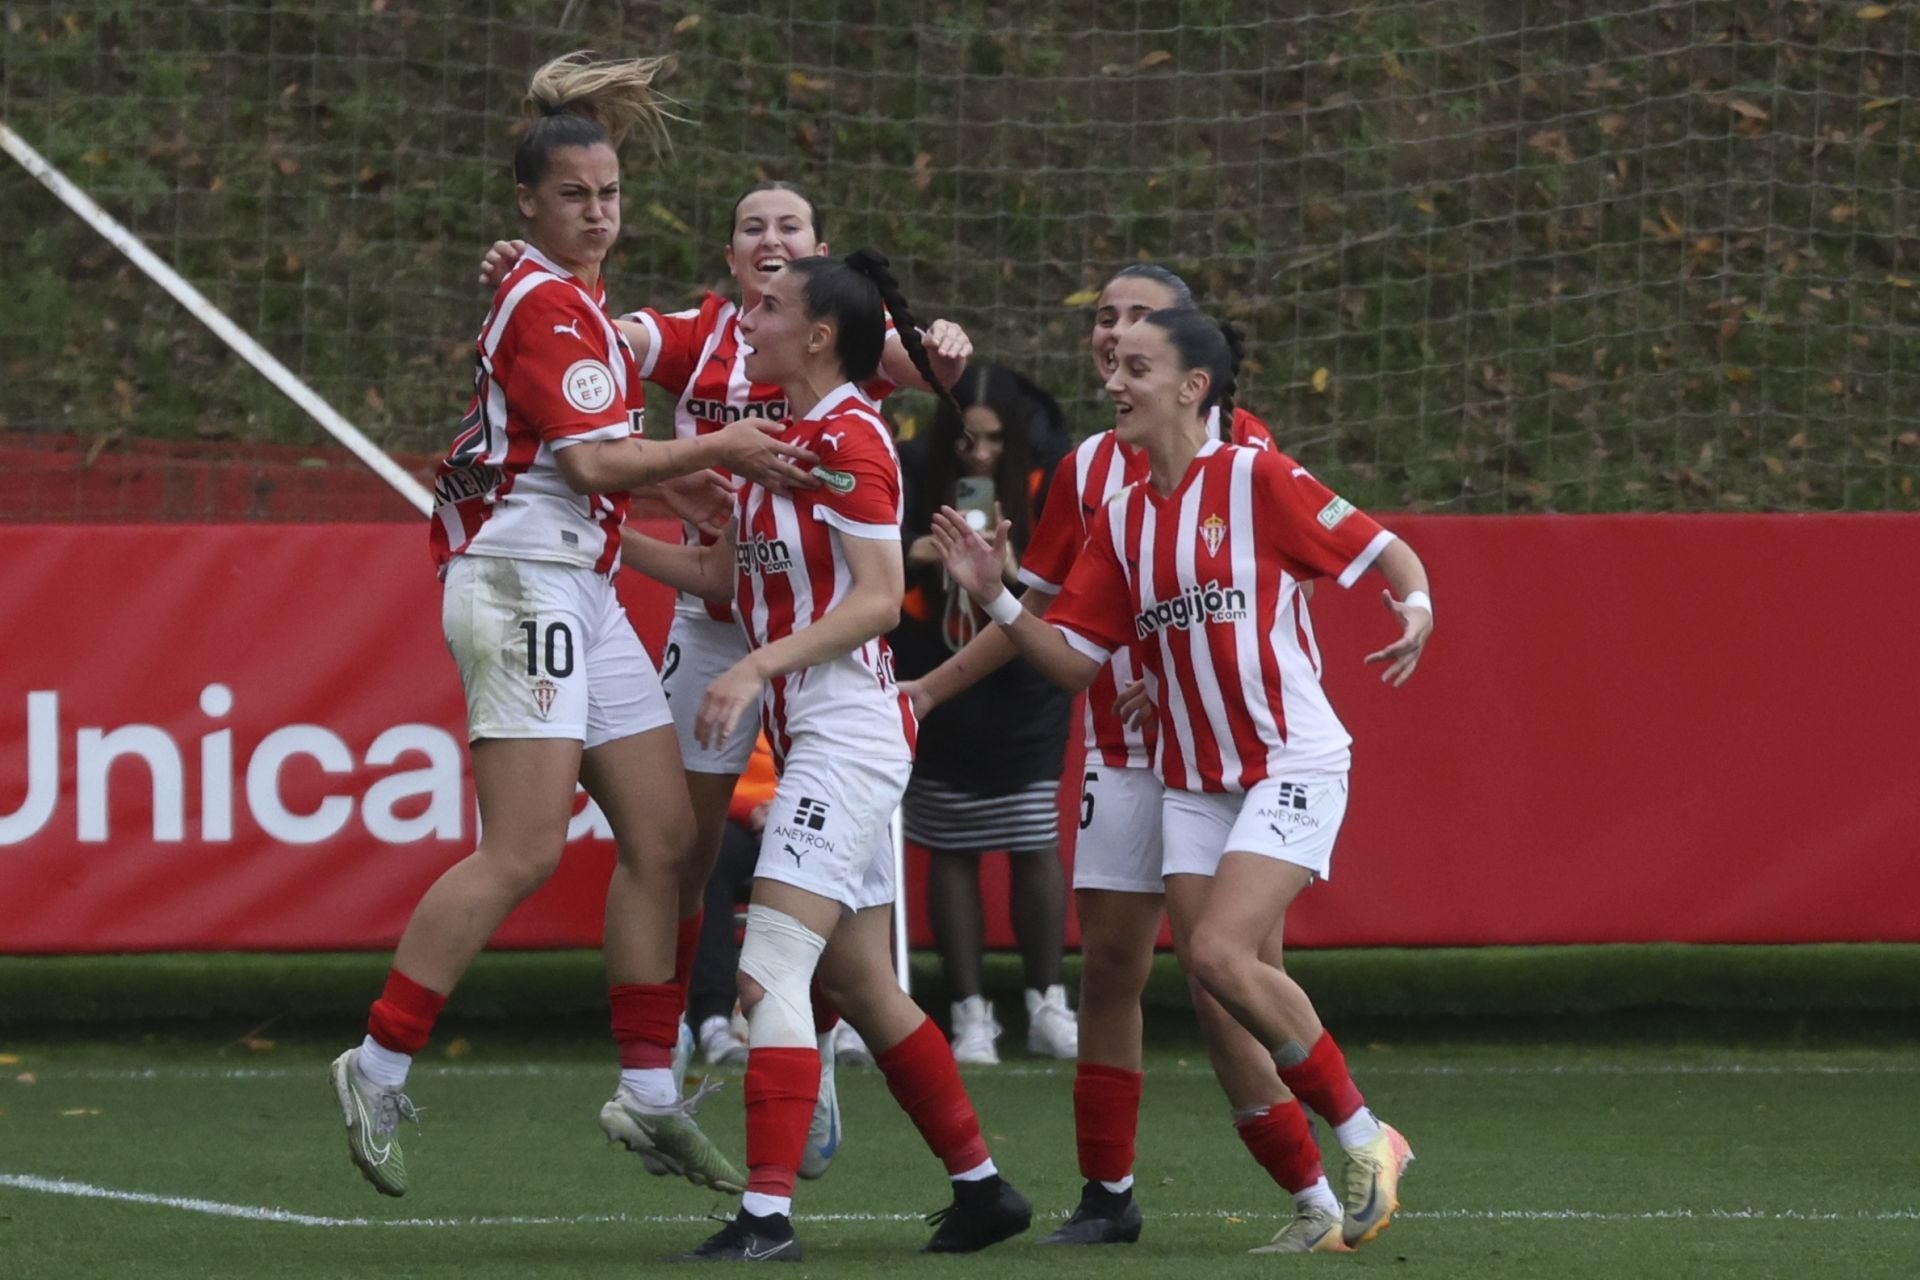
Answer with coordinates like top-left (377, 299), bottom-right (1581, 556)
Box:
top-left (895, 364), bottom-right (1077, 1064)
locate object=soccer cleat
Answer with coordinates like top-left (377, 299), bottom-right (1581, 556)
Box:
top-left (798, 1029), bottom-right (840, 1180)
top-left (1024, 985), bottom-right (1079, 1060)
top-left (1039, 1180), bottom-right (1143, 1245)
top-left (923, 1175), bottom-right (1033, 1253)
top-left (599, 1081), bottom-right (746, 1194)
top-left (673, 1018), bottom-right (698, 1090)
top-left (1249, 1203), bottom-right (1352, 1255)
top-left (1340, 1121), bottom-right (1413, 1245)
top-left (674, 1208), bottom-right (803, 1262)
top-left (698, 1014), bottom-right (749, 1067)
top-left (329, 1048), bottom-right (418, 1198)
top-left (949, 996), bottom-right (1002, 1066)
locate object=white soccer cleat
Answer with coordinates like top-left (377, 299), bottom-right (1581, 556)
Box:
top-left (950, 995), bottom-right (1002, 1066)
top-left (1024, 984), bottom-right (1079, 1060)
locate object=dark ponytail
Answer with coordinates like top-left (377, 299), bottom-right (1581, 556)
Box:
top-left (844, 248), bottom-right (956, 413)
top-left (1142, 307), bottom-right (1243, 418)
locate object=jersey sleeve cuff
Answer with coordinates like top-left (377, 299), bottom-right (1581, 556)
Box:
top-left (1016, 566), bottom-right (1064, 594)
top-left (545, 421), bottom-right (630, 450)
top-left (1054, 623), bottom-right (1113, 666)
top-left (813, 508), bottom-right (902, 541)
top-left (624, 311), bottom-right (664, 380)
top-left (1337, 528), bottom-right (1398, 589)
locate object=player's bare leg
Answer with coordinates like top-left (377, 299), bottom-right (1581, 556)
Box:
top-left (1170, 863), bottom-right (1411, 1249)
top-left (586, 727), bottom-right (744, 1192)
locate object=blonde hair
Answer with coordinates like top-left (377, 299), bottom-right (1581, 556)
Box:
top-left (522, 50), bottom-right (678, 155)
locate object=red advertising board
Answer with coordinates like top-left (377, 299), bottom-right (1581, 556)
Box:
top-left (2, 516), bottom-right (1916, 953)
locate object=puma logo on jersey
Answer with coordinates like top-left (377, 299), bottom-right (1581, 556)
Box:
top-left (552, 318), bottom-right (584, 340)
top-left (819, 430), bottom-right (845, 450)
top-left (784, 842), bottom-right (804, 867)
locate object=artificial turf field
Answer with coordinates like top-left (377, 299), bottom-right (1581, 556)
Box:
top-left (3, 1031), bottom-right (1916, 1279)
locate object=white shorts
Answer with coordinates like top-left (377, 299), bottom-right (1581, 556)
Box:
top-left (1071, 764), bottom-right (1166, 894)
top-left (754, 740), bottom-right (911, 912)
top-left (1161, 775), bottom-right (1349, 881)
top-left (661, 611), bottom-right (759, 775)
top-left (442, 554), bottom-right (671, 749)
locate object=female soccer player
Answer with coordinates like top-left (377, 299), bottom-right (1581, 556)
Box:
top-left (620, 250), bottom-right (1032, 1262)
top-left (930, 306), bottom-right (1429, 1254)
top-left (327, 52), bottom-right (816, 1200)
top-left (905, 264), bottom-right (1327, 1245)
top-left (482, 184), bottom-right (971, 1172)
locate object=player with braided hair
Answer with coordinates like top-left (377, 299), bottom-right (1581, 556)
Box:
top-left (328, 51), bottom-right (820, 1202)
top-left (620, 250), bottom-right (1031, 1263)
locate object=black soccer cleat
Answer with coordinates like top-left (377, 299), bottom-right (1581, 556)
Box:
top-left (1039, 1180), bottom-right (1144, 1245)
top-left (923, 1174), bottom-right (1033, 1253)
top-left (674, 1209), bottom-right (803, 1263)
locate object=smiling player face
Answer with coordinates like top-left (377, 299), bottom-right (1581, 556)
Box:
top-left (738, 266), bottom-right (820, 388)
top-left (516, 143), bottom-right (621, 278)
top-left (726, 189), bottom-right (827, 304)
top-left (1090, 274), bottom-right (1184, 387)
top-left (1103, 322), bottom-right (1211, 449)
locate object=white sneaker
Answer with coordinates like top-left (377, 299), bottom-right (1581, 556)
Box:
top-left (1024, 985), bottom-right (1079, 1059)
top-left (949, 995), bottom-right (1002, 1065)
top-left (833, 1020), bottom-right (875, 1067)
top-left (798, 1029), bottom-right (840, 1179)
top-left (698, 1014), bottom-right (749, 1066)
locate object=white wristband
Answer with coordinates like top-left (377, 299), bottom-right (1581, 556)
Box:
top-left (1402, 590), bottom-right (1433, 618)
top-left (982, 589), bottom-right (1025, 627)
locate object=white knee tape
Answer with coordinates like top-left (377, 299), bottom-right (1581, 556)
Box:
top-left (736, 904), bottom-right (827, 1050)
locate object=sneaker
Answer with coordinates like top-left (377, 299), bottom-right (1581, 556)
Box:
top-left (798, 1029), bottom-right (840, 1180)
top-left (599, 1081), bottom-right (747, 1194)
top-left (1039, 1180), bottom-right (1143, 1245)
top-left (674, 1207), bottom-right (803, 1262)
top-left (949, 996), bottom-right (1001, 1066)
top-left (1340, 1122), bottom-right (1414, 1246)
top-left (1249, 1202), bottom-right (1352, 1254)
top-left (673, 1018), bottom-right (697, 1092)
top-left (924, 1175), bottom-right (1033, 1253)
top-left (832, 1020), bottom-right (874, 1067)
top-left (328, 1048), bottom-right (418, 1198)
top-left (699, 1014), bottom-right (749, 1067)
top-left (1024, 985), bottom-right (1079, 1059)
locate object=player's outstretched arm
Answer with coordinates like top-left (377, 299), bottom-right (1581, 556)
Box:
top-left (618, 525), bottom-right (734, 602)
top-left (901, 583), bottom-right (1052, 718)
top-left (1361, 536), bottom-right (1433, 688)
top-left (554, 418), bottom-right (817, 494)
top-left (930, 508), bottom-right (1101, 693)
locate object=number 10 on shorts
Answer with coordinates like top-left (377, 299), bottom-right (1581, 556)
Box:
top-left (518, 620), bottom-right (575, 678)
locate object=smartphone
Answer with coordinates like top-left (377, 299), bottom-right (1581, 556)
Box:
top-left (954, 476), bottom-right (996, 532)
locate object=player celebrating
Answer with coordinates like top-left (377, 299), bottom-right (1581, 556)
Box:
top-left (930, 306), bottom-right (1429, 1254)
top-left (327, 52), bottom-right (815, 1199)
top-left (620, 250), bottom-right (1032, 1262)
top-left (481, 181), bottom-right (971, 1177)
top-left (905, 264), bottom-right (1328, 1245)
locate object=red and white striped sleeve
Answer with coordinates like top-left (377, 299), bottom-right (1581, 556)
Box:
top-left (811, 411), bottom-right (902, 540)
top-left (1254, 451), bottom-right (1394, 588)
top-left (1015, 453), bottom-right (1084, 594)
top-left (504, 287), bottom-right (632, 447)
top-left (1045, 501), bottom-right (1135, 665)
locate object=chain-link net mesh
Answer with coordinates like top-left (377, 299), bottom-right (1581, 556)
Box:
top-left (4, 0), bottom-right (1917, 517)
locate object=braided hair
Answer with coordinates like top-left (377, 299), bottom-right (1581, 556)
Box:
top-left (784, 249), bottom-right (955, 411)
top-left (1141, 307), bottom-right (1244, 419)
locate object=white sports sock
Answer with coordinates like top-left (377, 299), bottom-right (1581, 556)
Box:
top-left (1333, 1106), bottom-right (1382, 1150)
top-left (1100, 1175), bottom-right (1135, 1194)
top-left (619, 1066), bottom-right (677, 1107)
top-left (1294, 1176), bottom-right (1340, 1216)
top-left (951, 1157), bottom-right (998, 1183)
top-left (355, 1036), bottom-right (411, 1090)
top-left (742, 1192), bottom-right (791, 1219)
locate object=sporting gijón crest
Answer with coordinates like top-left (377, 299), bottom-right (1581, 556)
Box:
top-left (1199, 513), bottom-right (1227, 557)
top-left (532, 678), bottom-right (558, 720)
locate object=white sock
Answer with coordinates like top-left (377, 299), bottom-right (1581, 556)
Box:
top-left (1100, 1175), bottom-right (1135, 1194)
top-left (741, 1192), bottom-right (791, 1219)
top-left (619, 1066), bottom-right (676, 1107)
top-left (951, 1157), bottom-right (998, 1183)
top-left (1333, 1106), bottom-right (1382, 1150)
top-left (355, 1036), bottom-right (411, 1090)
top-left (1294, 1176), bottom-right (1340, 1216)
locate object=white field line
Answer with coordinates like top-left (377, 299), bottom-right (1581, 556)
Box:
top-left (2, 1174), bottom-right (1916, 1230)
top-left (9, 1061), bottom-right (1917, 1084)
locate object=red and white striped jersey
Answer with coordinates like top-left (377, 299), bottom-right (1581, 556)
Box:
top-left (626, 291), bottom-right (896, 620)
top-left (431, 247), bottom-right (642, 575)
top-left (733, 382), bottom-right (916, 766)
top-left (1047, 441), bottom-right (1396, 793)
top-left (1017, 405), bottom-right (1278, 767)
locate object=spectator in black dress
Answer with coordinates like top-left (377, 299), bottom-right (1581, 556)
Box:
top-left (893, 364), bottom-right (1076, 1063)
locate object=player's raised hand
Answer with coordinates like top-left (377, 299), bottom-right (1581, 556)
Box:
top-left (1363, 590), bottom-right (1433, 687)
top-left (696, 660), bottom-right (765, 751)
top-left (477, 239), bottom-right (527, 287)
top-left (657, 469), bottom-right (736, 537)
top-left (930, 506), bottom-right (1010, 603)
top-left (920, 319), bottom-right (973, 388)
top-left (1113, 678), bottom-right (1157, 733)
top-left (713, 417), bottom-right (819, 490)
